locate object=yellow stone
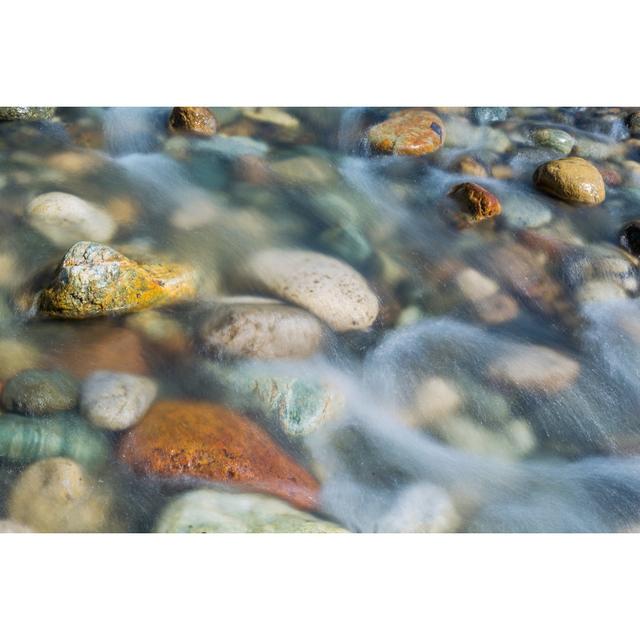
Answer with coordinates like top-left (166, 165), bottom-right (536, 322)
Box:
top-left (37, 241), bottom-right (198, 319)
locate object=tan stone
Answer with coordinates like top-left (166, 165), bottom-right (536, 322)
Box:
top-left (533, 157), bottom-right (605, 205)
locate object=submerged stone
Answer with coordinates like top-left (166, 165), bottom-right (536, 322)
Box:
top-left (25, 192), bottom-right (117, 248)
top-left (531, 128), bottom-right (575, 155)
top-left (367, 109), bottom-right (445, 156)
top-left (195, 359), bottom-right (344, 439)
top-left (471, 107), bottom-right (510, 124)
top-left (8, 457), bottom-right (114, 533)
top-left (499, 191), bottom-right (553, 229)
top-left (0, 412), bottom-right (110, 468)
top-left (443, 115), bottom-right (511, 152)
top-left (533, 157), bottom-right (606, 204)
top-left (36, 241), bottom-right (198, 318)
top-left (488, 345), bottom-right (580, 394)
top-left (80, 371), bottom-right (157, 431)
top-left (199, 297), bottom-right (324, 359)
top-left (243, 248), bottom-right (379, 332)
top-left (2, 369), bottom-right (78, 416)
top-left (118, 400), bottom-right (320, 510)
top-left (155, 489), bottom-right (346, 533)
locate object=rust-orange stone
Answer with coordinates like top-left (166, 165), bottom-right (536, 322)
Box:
top-left (118, 400), bottom-right (320, 511)
top-left (448, 182), bottom-right (502, 223)
top-left (367, 109), bottom-right (445, 156)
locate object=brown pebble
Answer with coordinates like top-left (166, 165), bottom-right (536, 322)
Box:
top-left (169, 107), bottom-right (217, 137)
top-left (449, 182), bottom-right (502, 224)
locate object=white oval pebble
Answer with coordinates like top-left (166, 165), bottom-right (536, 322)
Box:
top-left (26, 192), bottom-right (117, 247)
top-left (80, 371), bottom-right (158, 431)
top-left (244, 249), bottom-right (379, 332)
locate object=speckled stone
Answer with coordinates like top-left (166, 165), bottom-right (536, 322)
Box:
top-left (0, 107), bottom-right (55, 121)
top-left (7, 457), bottom-right (114, 532)
top-left (368, 109), bottom-right (445, 156)
top-left (2, 369), bottom-right (78, 416)
top-left (195, 359), bottom-right (345, 439)
top-left (155, 489), bottom-right (346, 533)
top-left (199, 297), bottom-right (324, 359)
top-left (80, 371), bottom-right (157, 431)
top-left (36, 242), bottom-right (198, 318)
top-left (243, 249), bottom-right (379, 332)
top-left (118, 400), bottom-right (320, 510)
top-left (168, 107), bottom-right (217, 137)
top-left (531, 128), bottom-right (575, 155)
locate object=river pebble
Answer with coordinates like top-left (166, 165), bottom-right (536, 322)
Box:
top-left (7, 457), bottom-right (113, 532)
top-left (168, 107), bottom-right (217, 136)
top-left (531, 128), bottom-right (575, 155)
top-left (488, 345), bottom-right (580, 394)
top-left (449, 182), bottom-right (502, 225)
top-left (195, 359), bottom-right (345, 439)
top-left (367, 109), bottom-right (445, 156)
top-left (155, 489), bottom-right (346, 533)
top-left (80, 371), bottom-right (157, 431)
top-left (2, 369), bottom-right (78, 416)
top-left (25, 192), bottom-right (117, 248)
top-left (199, 296), bottom-right (324, 359)
top-left (243, 248), bottom-right (379, 332)
top-left (533, 157), bottom-right (606, 204)
top-left (499, 190), bottom-right (553, 229)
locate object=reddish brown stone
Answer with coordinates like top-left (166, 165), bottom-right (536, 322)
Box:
top-left (448, 182), bottom-right (502, 225)
top-left (118, 400), bottom-right (320, 511)
top-left (367, 109), bottom-right (445, 156)
top-left (48, 326), bottom-right (149, 377)
top-left (169, 107), bottom-right (217, 137)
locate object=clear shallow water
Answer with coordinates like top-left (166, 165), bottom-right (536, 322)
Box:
top-left (0, 106), bottom-right (639, 532)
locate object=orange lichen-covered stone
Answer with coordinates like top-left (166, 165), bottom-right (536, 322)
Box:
top-left (448, 182), bottom-right (502, 225)
top-left (367, 109), bottom-right (445, 156)
top-left (168, 107), bottom-right (217, 137)
top-left (37, 242), bottom-right (198, 319)
top-left (118, 400), bottom-right (320, 511)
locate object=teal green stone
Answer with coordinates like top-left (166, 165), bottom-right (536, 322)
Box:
top-left (0, 412), bottom-right (110, 468)
top-left (531, 128), bottom-right (576, 155)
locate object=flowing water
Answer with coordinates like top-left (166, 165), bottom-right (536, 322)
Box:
top-left (0, 106), bottom-right (639, 532)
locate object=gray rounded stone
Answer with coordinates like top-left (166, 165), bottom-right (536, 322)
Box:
top-left (80, 371), bottom-right (158, 431)
top-left (1, 369), bottom-right (78, 416)
top-left (199, 296), bottom-right (324, 359)
top-left (500, 192), bottom-right (553, 229)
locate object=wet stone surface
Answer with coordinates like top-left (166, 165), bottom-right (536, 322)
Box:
top-left (0, 107), bottom-right (639, 533)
